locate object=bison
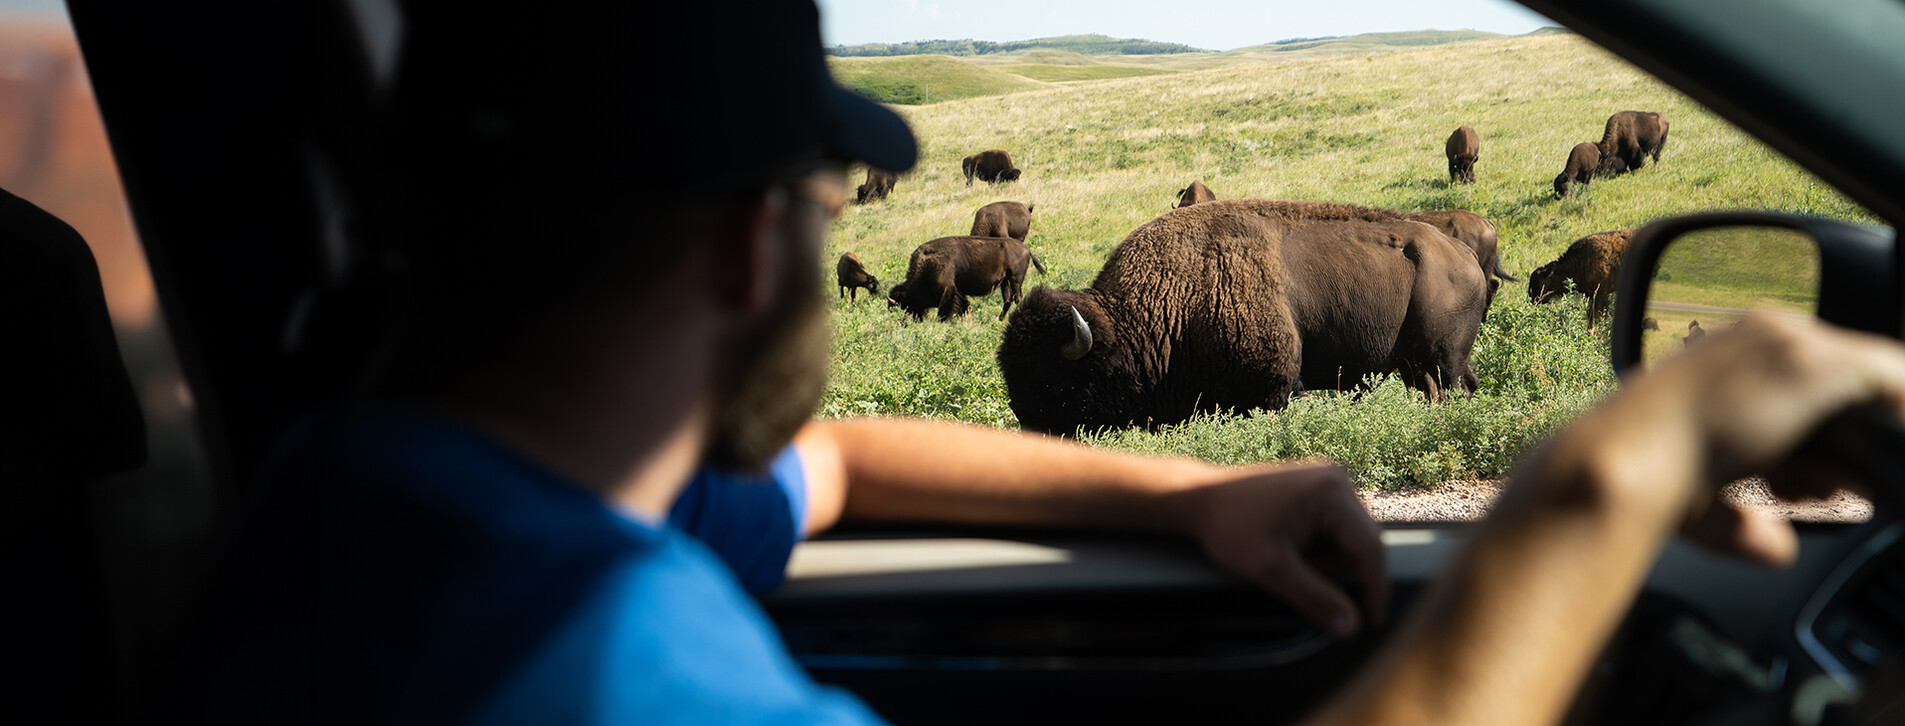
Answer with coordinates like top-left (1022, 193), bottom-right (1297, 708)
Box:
top-left (855, 167), bottom-right (897, 204)
top-left (1554, 142), bottom-right (1600, 198)
top-left (1527, 229), bottom-right (1632, 320)
top-left (1446, 126), bottom-right (1479, 184)
top-left (962, 149), bottom-right (1021, 186)
top-left (1404, 210), bottom-right (1517, 306)
top-left (1596, 111), bottom-right (1669, 176)
top-left (1175, 180), bottom-right (1217, 208)
top-left (835, 252), bottom-right (879, 301)
top-left (997, 199), bottom-right (1490, 436)
top-left (1684, 320), bottom-right (1706, 347)
top-left (887, 235), bottom-right (1045, 322)
top-left (971, 201), bottom-right (1035, 242)
top-left (1642, 317), bottom-right (1659, 331)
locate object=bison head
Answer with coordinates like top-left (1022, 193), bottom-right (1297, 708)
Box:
top-left (1000, 168), bottom-right (1022, 182)
top-left (1552, 172), bottom-right (1570, 198)
top-left (996, 287), bottom-right (1141, 436)
top-left (1526, 262), bottom-right (1563, 304)
top-left (856, 183), bottom-right (872, 204)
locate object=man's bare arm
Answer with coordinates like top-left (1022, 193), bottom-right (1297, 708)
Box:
top-left (1308, 315), bottom-right (1905, 725)
top-left (794, 417), bottom-right (1387, 636)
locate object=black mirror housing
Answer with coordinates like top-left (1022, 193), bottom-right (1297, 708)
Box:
top-left (1611, 212), bottom-right (1898, 378)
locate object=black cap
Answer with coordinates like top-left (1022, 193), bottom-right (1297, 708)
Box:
top-left (389, 0), bottom-right (916, 193)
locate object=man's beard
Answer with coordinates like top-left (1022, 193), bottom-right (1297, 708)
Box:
top-left (702, 257), bottom-right (831, 471)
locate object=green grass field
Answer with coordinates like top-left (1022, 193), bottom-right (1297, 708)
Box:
top-left (817, 32), bottom-right (1877, 489)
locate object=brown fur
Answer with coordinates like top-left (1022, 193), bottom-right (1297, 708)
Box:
top-left (971, 201), bottom-right (1036, 242)
top-left (1642, 317), bottom-right (1659, 331)
top-left (998, 199), bottom-right (1490, 435)
top-left (962, 149), bottom-right (1021, 186)
top-left (1175, 180), bottom-right (1217, 208)
top-left (888, 235), bottom-right (1041, 321)
top-left (835, 252), bottom-right (879, 301)
top-left (1554, 142), bottom-right (1600, 197)
top-left (1527, 229), bottom-right (1632, 320)
top-left (1445, 126), bottom-right (1479, 184)
top-left (855, 167), bottom-right (897, 204)
top-left (1405, 210), bottom-right (1516, 308)
top-left (1596, 111), bottom-right (1670, 176)
top-left (1684, 320), bottom-right (1706, 347)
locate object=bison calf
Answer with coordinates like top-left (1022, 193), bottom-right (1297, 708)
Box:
top-left (1175, 180), bottom-right (1217, 208)
top-left (855, 167), bottom-right (897, 204)
top-left (1554, 142), bottom-right (1599, 197)
top-left (962, 149), bottom-right (1021, 186)
top-left (1446, 126), bottom-right (1479, 184)
top-left (836, 252), bottom-right (879, 301)
top-left (971, 201), bottom-right (1035, 242)
top-left (1528, 229), bottom-right (1632, 321)
top-left (889, 235), bottom-right (1044, 321)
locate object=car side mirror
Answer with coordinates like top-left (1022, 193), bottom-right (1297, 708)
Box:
top-left (1611, 212), bottom-right (1897, 377)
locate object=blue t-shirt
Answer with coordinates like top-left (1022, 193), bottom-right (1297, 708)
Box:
top-left (187, 408), bottom-right (881, 725)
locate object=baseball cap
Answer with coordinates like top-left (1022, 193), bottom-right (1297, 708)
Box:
top-left (388, 0), bottom-right (917, 194)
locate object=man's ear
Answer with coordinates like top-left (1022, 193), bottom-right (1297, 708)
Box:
top-left (709, 186), bottom-right (790, 315)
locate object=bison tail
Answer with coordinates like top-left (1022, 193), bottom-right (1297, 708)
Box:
top-left (1492, 259), bottom-right (1519, 283)
top-left (1030, 254), bottom-right (1046, 276)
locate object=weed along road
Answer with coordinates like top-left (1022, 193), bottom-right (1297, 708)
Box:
top-left (817, 29), bottom-right (1878, 499)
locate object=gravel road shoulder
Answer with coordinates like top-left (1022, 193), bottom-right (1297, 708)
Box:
top-left (1361, 479), bottom-right (1872, 523)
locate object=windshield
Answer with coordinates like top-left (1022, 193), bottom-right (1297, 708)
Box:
top-left (811, 0), bottom-right (1878, 523)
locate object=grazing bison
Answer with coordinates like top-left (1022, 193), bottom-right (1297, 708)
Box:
top-left (1554, 142), bottom-right (1600, 197)
top-left (1446, 126), bottom-right (1480, 184)
top-left (971, 201), bottom-right (1036, 242)
top-left (888, 235), bottom-right (1045, 321)
top-left (997, 199), bottom-right (1490, 436)
top-left (855, 167), bottom-right (897, 204)
top-left (962, 149), bottom-right (1021, 186)
top-left (1404, 210), bottom-right (1517, 306)
top-left (1175, 180), bottom-right (1218, 208)
top-left (1596, 111), bottom-right (1670, 176)
top-left (836, 252), bottom-right (879, 301)
top-left (1527, 229), bottom-right (1633, 320)
top-left (1684, 320), bottom-right (1706, 347)
top-left (1642, 317), bottom-right (1659, 331)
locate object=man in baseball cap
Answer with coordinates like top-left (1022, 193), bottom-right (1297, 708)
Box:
top-left (183, 1), bottom-right (1386, 722)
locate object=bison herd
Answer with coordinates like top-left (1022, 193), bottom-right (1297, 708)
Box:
top-left (831, 112), bottom-right (1671, 435)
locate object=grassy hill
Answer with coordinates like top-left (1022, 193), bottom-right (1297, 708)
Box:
top-left (819, 32), bottom-right (1875, 488)
top-left (829, 55), bottom-right (1048, 104)
top-left (829, 33), bottom-right (1206, 57)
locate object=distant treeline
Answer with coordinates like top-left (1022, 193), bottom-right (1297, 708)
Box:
top-left (828, 34), bottom-right (1206, 57)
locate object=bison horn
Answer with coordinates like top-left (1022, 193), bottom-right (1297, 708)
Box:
top-left (1060, 306), bottom-right (1093, 360)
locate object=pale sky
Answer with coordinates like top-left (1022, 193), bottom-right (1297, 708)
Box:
top-left (814, 0), bottom-right (1556, 51)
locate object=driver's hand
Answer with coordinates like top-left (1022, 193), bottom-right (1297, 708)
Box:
top-left (1574, 314), bottom-right (1905, 566)
top-left (1179, 462), bottom-right (1387, 638)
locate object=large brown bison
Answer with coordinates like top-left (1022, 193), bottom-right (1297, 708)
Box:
top-left (1596, 111), bottom-right (1669, 176)
top-left (962, 149), bottom-right (1021, 186)
top-left (887, 235), bottom-right (1045, 321)
top-left (997, 200), bottom-right (1490, 436)
top-left (1683, 320), bottom-right (1706, 347)
top-left (1404, 210), bottom-right (1517, 304)
top-left (855, 167), bottom-right (897, 204)
top-left (1445, 126), bottom-right (1479, 184)
top-left (970, 201), bottom-right (1035, 242)
top-left (1175, 180), bottom-right (1217, 208)
top-left (836, 252), bottom-right (879, 301)
top-left (1554, 142), bottom-right (1600, 197)
top-left (1527, 229), bottom-right (1632, 320)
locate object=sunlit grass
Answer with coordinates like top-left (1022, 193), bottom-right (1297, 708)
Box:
top-left (819, 32), bottom-right (1876, 488)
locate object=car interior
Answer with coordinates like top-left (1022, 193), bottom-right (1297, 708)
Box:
top-left (12, 0), bottom-right (1903, 723)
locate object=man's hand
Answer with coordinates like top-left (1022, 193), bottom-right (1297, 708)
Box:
top-left (1177, 463), bottom-right (1386, 638)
